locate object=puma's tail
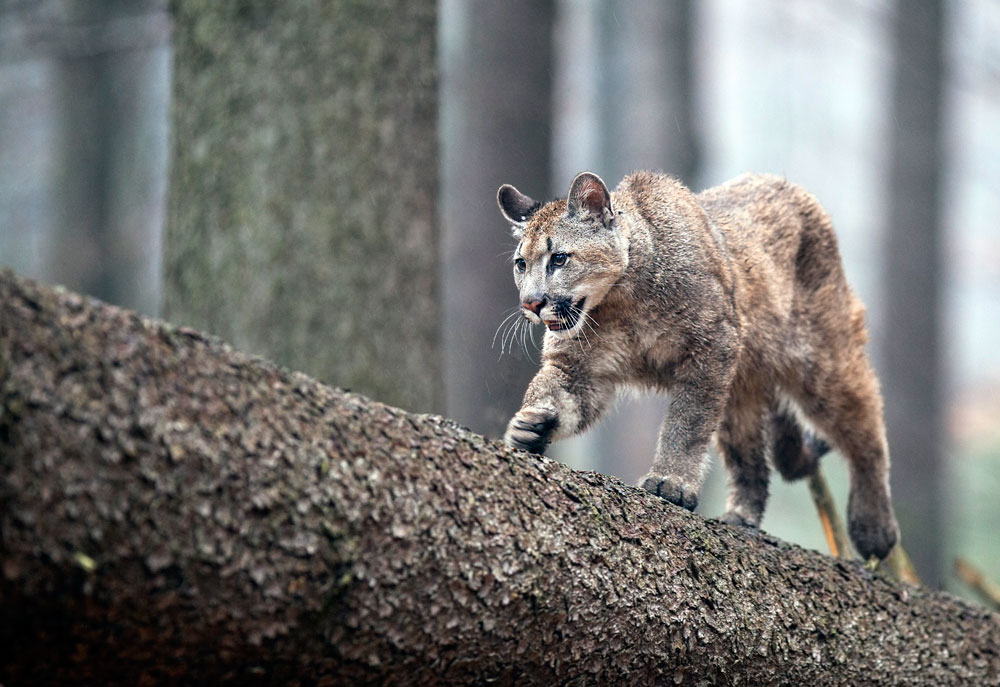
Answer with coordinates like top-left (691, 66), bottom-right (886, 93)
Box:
top-left (772, 406), bottom-right (831, 481)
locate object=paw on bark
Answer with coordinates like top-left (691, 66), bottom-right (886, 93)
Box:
top-left (504, 408), bottom-right (559, 455)
top-left (848, 487), bottom-right (899, 560)
top-left (638, 472), bottom-right (699, 511)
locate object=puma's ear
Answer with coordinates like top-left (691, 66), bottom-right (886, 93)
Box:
top-left (497, 184), bottom-right (541, 233)
top-left (567, 172), bottom-right (613, 224)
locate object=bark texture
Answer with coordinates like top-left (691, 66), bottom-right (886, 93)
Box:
top-left (1, 269), bottom-right (998, 686)
top-left (164, 0), bottom-right (440, 414)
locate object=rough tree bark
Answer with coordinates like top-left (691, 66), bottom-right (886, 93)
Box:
top-left (1, 269), bottom-right (998, 686)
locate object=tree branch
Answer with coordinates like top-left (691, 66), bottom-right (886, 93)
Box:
top-left (806, 468), bottom-right (851, 559)
top-left (1, 269), bottom-right (998, 686)
top-left (955, 558), bottom-right (1000, 610)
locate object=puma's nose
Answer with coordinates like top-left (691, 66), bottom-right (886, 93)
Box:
top-left (522, 297), bottom-right (546, 314)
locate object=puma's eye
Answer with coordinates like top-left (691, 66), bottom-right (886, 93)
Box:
top-left (551, 253), bottom-right (569, 268)
top-left (514, 258), bottom-right (526, 273)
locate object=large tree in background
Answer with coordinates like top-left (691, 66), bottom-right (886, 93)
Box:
top-left (164, 1), bottom-right (440, 414)
top-left (882, 0), bottom-right (946, 586)
top-left (439, 0), bottom-right (555, 438)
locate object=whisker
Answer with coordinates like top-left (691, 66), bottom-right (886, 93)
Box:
top-left (525, 322), bottom-right (537, 362)
top-left (571, 303), bottom-right (599, 336)
top-left (571, 304), bottom-right (598, 335)
top-left (579, 309), bottom-right (599, 341)
top-left (505, 319), bottom-right (517, 356)
top-left (500, 320), bottom-right (523, 355)
top-left (496, 314), bottom-right (523, 358)
top-left (556, 309), bottom-right (586, 354)
top-left (492, 308), bottom-right (522, 350)
top-left (498, 323), bottom-right (516, 361)
top-left (564, 304), bottom-right (595, 351)
top-left (576, 316), bottom-right (591, 351)
top-left (512, 319), bottom-right (528, 357)
top-left (576, 315), bottom-right (591, 349)
top-left (502, 316), bottom-right (521, 355)
top-left (497, 309), bottom-right (525, 359)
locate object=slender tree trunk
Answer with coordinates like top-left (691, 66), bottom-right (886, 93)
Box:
top-left (598, 0), bottom-right (700, 185)
top-left (164, 1), bottom-right (440, 414)
top-left (882, 0), bottom-right (946, 586)
top-left (0, 0), bottom-right (170, 316)
top-left (439, 0), bottom-right (554, 437)
top-left (2, 270), bottom-right (997, 686)
top-left (551, 0), bottom-right (701, 480)
top-left (598, 0), bottom-right (702, 481)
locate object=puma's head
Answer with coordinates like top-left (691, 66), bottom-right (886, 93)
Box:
top-left (497, 172), bottom-right (629, 337)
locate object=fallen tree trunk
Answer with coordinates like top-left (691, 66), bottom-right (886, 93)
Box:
top-left (0, 268), bottom-right (997, 686)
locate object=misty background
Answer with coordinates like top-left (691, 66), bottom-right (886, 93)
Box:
top-left (1, 0), bottom-right (997, 595)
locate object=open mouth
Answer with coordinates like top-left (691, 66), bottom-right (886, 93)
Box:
top-left (544, 297), bottom-right (586, 332)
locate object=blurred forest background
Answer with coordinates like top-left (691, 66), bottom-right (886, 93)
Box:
top-left (1, 0), bottom-right (998, 597)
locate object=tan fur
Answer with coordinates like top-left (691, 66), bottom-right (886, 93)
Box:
top-left (498, 171), bottom-right (899, 560)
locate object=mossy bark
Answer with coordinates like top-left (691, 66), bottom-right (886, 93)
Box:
top-left (164, 1), bottom-right (440, 414)
top-left (1, 270), bottom-right (998, 686)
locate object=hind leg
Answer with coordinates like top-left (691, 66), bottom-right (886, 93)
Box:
top-left (796, 356), bottom-right (899, 560)
top-left (717, 398), bottom-right (771, 528)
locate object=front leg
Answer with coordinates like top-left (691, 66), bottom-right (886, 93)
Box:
top-left (505, 407), bottom-right (560, 454)
top-left (639, 340), bottom-right (737, 511)
top-left (504, 362), bottom-right (612, 455)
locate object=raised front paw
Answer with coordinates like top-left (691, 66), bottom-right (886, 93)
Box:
top-left (504, 407), bottom-right (559, 455)
top-left (638, 472), bottom-right (699, 512)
